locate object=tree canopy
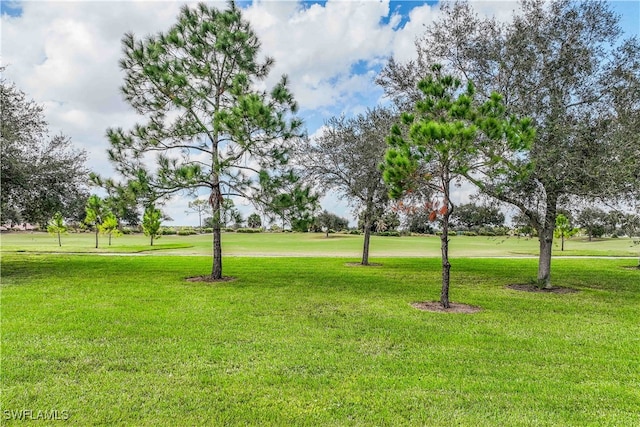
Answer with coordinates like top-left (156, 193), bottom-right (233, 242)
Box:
top-left (1, 73), bottom-right (88, 226)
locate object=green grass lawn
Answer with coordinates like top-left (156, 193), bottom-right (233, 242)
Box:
top-left (2, 231), bottom-right (638, 258)
top-left (2, 254), bottom-right (639, 425)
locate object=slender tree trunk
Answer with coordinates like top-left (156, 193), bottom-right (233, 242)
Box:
top-left (150, 235), bottom-right (154, 246)
top-left (561, 233), bottom-right (564, 251)
top-left (361, 201), bottom-right (374, 265)
top-left (360, 221), bottom-right (371, 265)
top-left (95, 228), bottom-right (99, 249)
top-left (440, 181), bottom-right (452, 309)
top-left (362, 224), bottom-right (372, 266)
top-left (440, 214), bottom-right (451, 309)
top-left (57, 231), bottom-right (61, 247)
top-left (109, 233), bottom-right (112, 246)
top-left (211, 184), bottom-right (223, 279)
top-left (537, 196), bottom-right (557, 288)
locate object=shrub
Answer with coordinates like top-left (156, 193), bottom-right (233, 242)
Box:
top-left (375, 231), bottom-right (401, 237)
top-left (161, 227), bottom-right (177, 235)
top-left (348, 230), bottom-right (361, 235)
top-left (177, 228), bottom-right (197, 236)
top-left (121, 227), bottom-right (138, 235)
top-left (463, 231), bottom-right (478, 236)
top-left (202, 228), bottom-right (213, 234)
top-left (236, 228), bottom-right (262, 233)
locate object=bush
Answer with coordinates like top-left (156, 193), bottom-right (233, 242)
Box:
top-left (177, 228), bottom-right (197, 236)
top-left (202, 228), bottom-right (213, 234)
top-left (348, 230), bottom-right (361, 235)
top-left (236, 228), bottom-right (261, 233)
top-left (375, 231), bottom-right (401, 237)
top-left (161, 227), bottom-right (177, 235)
top-left (493, 226), bottom-right (510, 236)
top-left (463, 231), bottom-right (478, 236)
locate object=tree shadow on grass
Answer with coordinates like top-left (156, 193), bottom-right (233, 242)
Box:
top-left (344, 262), bottom-right (383, 267)
top-left (411, 301), bottom-right (481, 314)
top-left (506, 284), bottom-right (578, 294)
top-left (185, 276), bottom-right (237, 283)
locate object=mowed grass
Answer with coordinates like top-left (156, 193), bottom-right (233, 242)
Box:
top-left (2, 231), bottom-right (639, 257)
top-left (2, 254), bottom-right (639, 425)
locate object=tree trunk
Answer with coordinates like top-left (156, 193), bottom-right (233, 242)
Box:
top-left (362, 222), bottom-right (372, 266)
top-left (536, 195), bottom-right (557, 288)
top-left (561, 233), bottom-right (564, 251)
top-left (150, 235), bottom-right (154, 246)
top-left (57, 231), bottom-right (61, 247)
top-left (361, 202), bottom-right (374, 266)
top-left (211, 185), bottom-right (223, 280)
top-left (440, 215), bottom-right (451, 309)
top-left (537, 231), bottom-right (553, 288)
top-left (95, 228), bottom-right (99, 249)
top-left (109, 233), bottom-right (112, 246)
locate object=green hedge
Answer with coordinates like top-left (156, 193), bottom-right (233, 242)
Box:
top-left (236, 228), bottom-right (262, 233)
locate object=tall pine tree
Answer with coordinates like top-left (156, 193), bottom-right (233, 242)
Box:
top-left (106, 2), bottom-right (302, 279)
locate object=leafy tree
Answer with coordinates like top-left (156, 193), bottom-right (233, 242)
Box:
top-left (382, 66), bottom-right (532, 307)
top-left (261, 179), bottom-right (318, 231)
top-left (313, 210), bottom-right (349, 237)
top-left (105, 2), bottom-right (302, 279)
top-left (90, 175), bottom-right (147, 228)
top-left (105, 189), bottom-right (140, 228)
top-left (378, 0), bottom-right (640, 287)
top-left (47, 212), bottom-right (67, 247)
top-left (300, 107), bottom-right (394, 265)
top-left (186, 199), bottom-right (211, 229)
top-left (204, 199), bottom-right (242, 229)
top-left (576, 208), bottom-right (607, 241)
top-left (99, 213), bottom-right (122, 246)
top-left (84, 195), bottom-right (108, 249)
top-left (374, 212), bottom-right (400, 233)
top-left (142, 205), bottom-right (162, 246)
top-left (247, 213), bottom-right (262, 229)
top-left (452, 203), bottom-right (505, 230)
top-left (512, 212), bottom-right (536, 237)
top-left (1, 73), bottom-right (88, 226)
top-left (603, 210), bottom-right (624, 237)
top-left (221, 199), bottom-right (240, 229)
top-left (554, 214), bottom-right (578, 251)
top-left (404, 208), bottom-right (435, 235)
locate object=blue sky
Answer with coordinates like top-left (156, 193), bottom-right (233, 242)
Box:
top-left (1, 0), bottom-right (638, 226)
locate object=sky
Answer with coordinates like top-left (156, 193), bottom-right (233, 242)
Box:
top-left (2, 0), bottom-right (639, 227)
